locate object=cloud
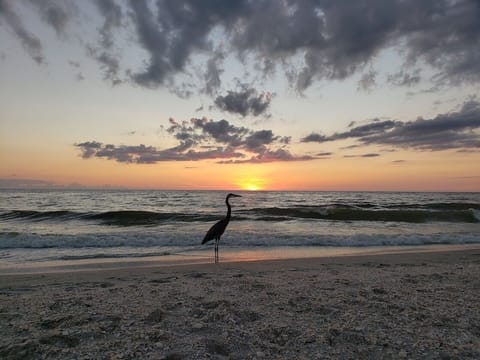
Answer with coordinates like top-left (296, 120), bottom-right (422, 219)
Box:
top-left (1, 0), bottom-right (478, 95)
top-left (302, 100), bottom-right (480, 151)
top-left (244, 130), bottom-right (288, 152)
top-left (302, 133), bottom-right (327, 143)
top-left (127, 0), bottom-right (244, 90)
top-left (214, 88), bottom-right (273, 117)
top-left (95, 0), bottom-right (123, 49)
top-left (302, 120), bottom-right (400, 143)
top-left (77, 117), bottom-right (313, 164)
top-left (28, 0), bottom-right (72, 38)
top-left (0, 0), bottom-right (44, 64)
top-left (76, 141), bottom-right (244, 163)
top-left (387, 69), bottom-right (421, 87)
top-left (85, 0), bottom-right (124, 85)
top-left (218, 148), bottom-right (315, 164)
top-left (344, 153), bottom-right (381, 158)
top-left (202, 48), bottom-right (224, 96)
top-left (357, 70), bottom-right (377, 92)
top-left (87, 46), bottom-right (122, 85)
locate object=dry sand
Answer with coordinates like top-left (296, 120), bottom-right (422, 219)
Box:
top-left (1, 247), bottom-right (480, 359)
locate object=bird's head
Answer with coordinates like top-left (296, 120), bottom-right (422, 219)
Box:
top-left (227, 193), bottom-right (242, 199)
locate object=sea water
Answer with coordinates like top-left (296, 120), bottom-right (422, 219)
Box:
top-left (0, 190), bottom-right (479, 271)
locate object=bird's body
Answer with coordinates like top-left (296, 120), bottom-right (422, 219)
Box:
top-left (202, 193), bottom-right (241, 263)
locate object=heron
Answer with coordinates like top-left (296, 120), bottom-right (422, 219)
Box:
top-left (202, 193), bottom-right (242, 264)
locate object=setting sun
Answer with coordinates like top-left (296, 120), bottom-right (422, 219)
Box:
top-left (238, 177), bottom-right (266, 191)
top-left (244, 183), bottom-right (260, 191)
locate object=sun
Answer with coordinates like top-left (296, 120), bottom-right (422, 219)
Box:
top-left (238, 177), bottom-right (265, 191)
top-left (244, 183), bottom-right (260, 191)
top-left (236, 175), bottom-right (268, 191)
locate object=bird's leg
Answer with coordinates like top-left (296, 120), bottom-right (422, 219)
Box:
top-left (214, 239), bottom-right (218, 264)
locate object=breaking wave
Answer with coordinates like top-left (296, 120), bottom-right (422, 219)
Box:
top-left (248, 205), bottom-right (480, 223)
top-left (0, 210), bottom-right (219, 226)
top-left (1, 201), bottom-right (479, 227)
top-left (1, 231), bottom-right (479, 252)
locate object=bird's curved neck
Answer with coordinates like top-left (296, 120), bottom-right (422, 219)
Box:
top-left (225, 196), bottom-right (232, 219)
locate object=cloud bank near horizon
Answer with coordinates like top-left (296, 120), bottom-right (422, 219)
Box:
top-left (76, 117), bottom-right (313, 164)
top-left (1, 0), bottom-right (479, 97)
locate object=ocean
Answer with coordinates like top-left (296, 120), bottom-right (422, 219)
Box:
top-left (1, 190), bottom-right (479, 271)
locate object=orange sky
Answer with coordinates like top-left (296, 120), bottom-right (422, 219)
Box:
top-left (1, 140), bottom-right (478, 191)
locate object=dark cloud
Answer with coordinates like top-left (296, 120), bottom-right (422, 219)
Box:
top-left (344, 153), bottom-right (381, 158)
top-left (28, 0), bottom-right (71, 37)
top-left (77, 117), bottom-right (312, 164)
top-left (76, 140), bottom-right (245, 164)
top-left (218, 149), bottom-right (315, 164)
top-left (302, 100), bottom-right (480, 151)
top-left (134, 0), bottom-right (480, 91)
top-left (302, 133), bottom-right (327, 143)
top-left (245, 130), bottom-right (281, 151)
top-left (214, 88), bottom-right (272, 117)
top-left (0, 0), bottom-right (44, 64)
top-left (127, 0), bottom-right (244, 89)
top-left (302, 120), bottom-right (400, 143)
top-left (400, 1), bottom-right (480, 86)
top-left (2, 0), bottom-right (479, 94)
top-left (76, 141), bottom-right (103, 158)
top-left (95, 0), bottom-right (123, 49)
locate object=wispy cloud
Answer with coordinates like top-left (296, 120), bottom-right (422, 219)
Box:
top-left (344, 153), bottom-right (381, 158)
top-left (29, 0), bottom-right (72, 38)
top-left (387, 69), bottom-right (421, 87)
top-left (0, 0), bottom-right (44, 64)
top-left (302, 100), bottom-right (480, 151)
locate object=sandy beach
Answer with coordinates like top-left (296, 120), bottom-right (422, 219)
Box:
top-left (1, 247), bottom-right (480, 359)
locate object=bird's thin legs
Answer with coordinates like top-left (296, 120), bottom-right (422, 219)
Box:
top-left (214, 239), bottom-right (218, 264)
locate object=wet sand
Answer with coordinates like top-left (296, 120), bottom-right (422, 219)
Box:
top-left (1, 247), bottom-right (480, 359)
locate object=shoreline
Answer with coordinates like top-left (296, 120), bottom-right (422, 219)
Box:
top-left (1, 245), bottom-right (479, 358)
top-left (1, 243), bottom-right (480, 276)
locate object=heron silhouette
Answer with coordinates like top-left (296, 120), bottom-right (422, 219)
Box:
top-left (202, 193), bottom-right (242, 264)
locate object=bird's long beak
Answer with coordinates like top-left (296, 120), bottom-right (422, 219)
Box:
top-left (231, 194), bottom-right (242, 197)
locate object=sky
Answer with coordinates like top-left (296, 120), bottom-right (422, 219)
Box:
top-left (0, 0), bottom-right (479, 191)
